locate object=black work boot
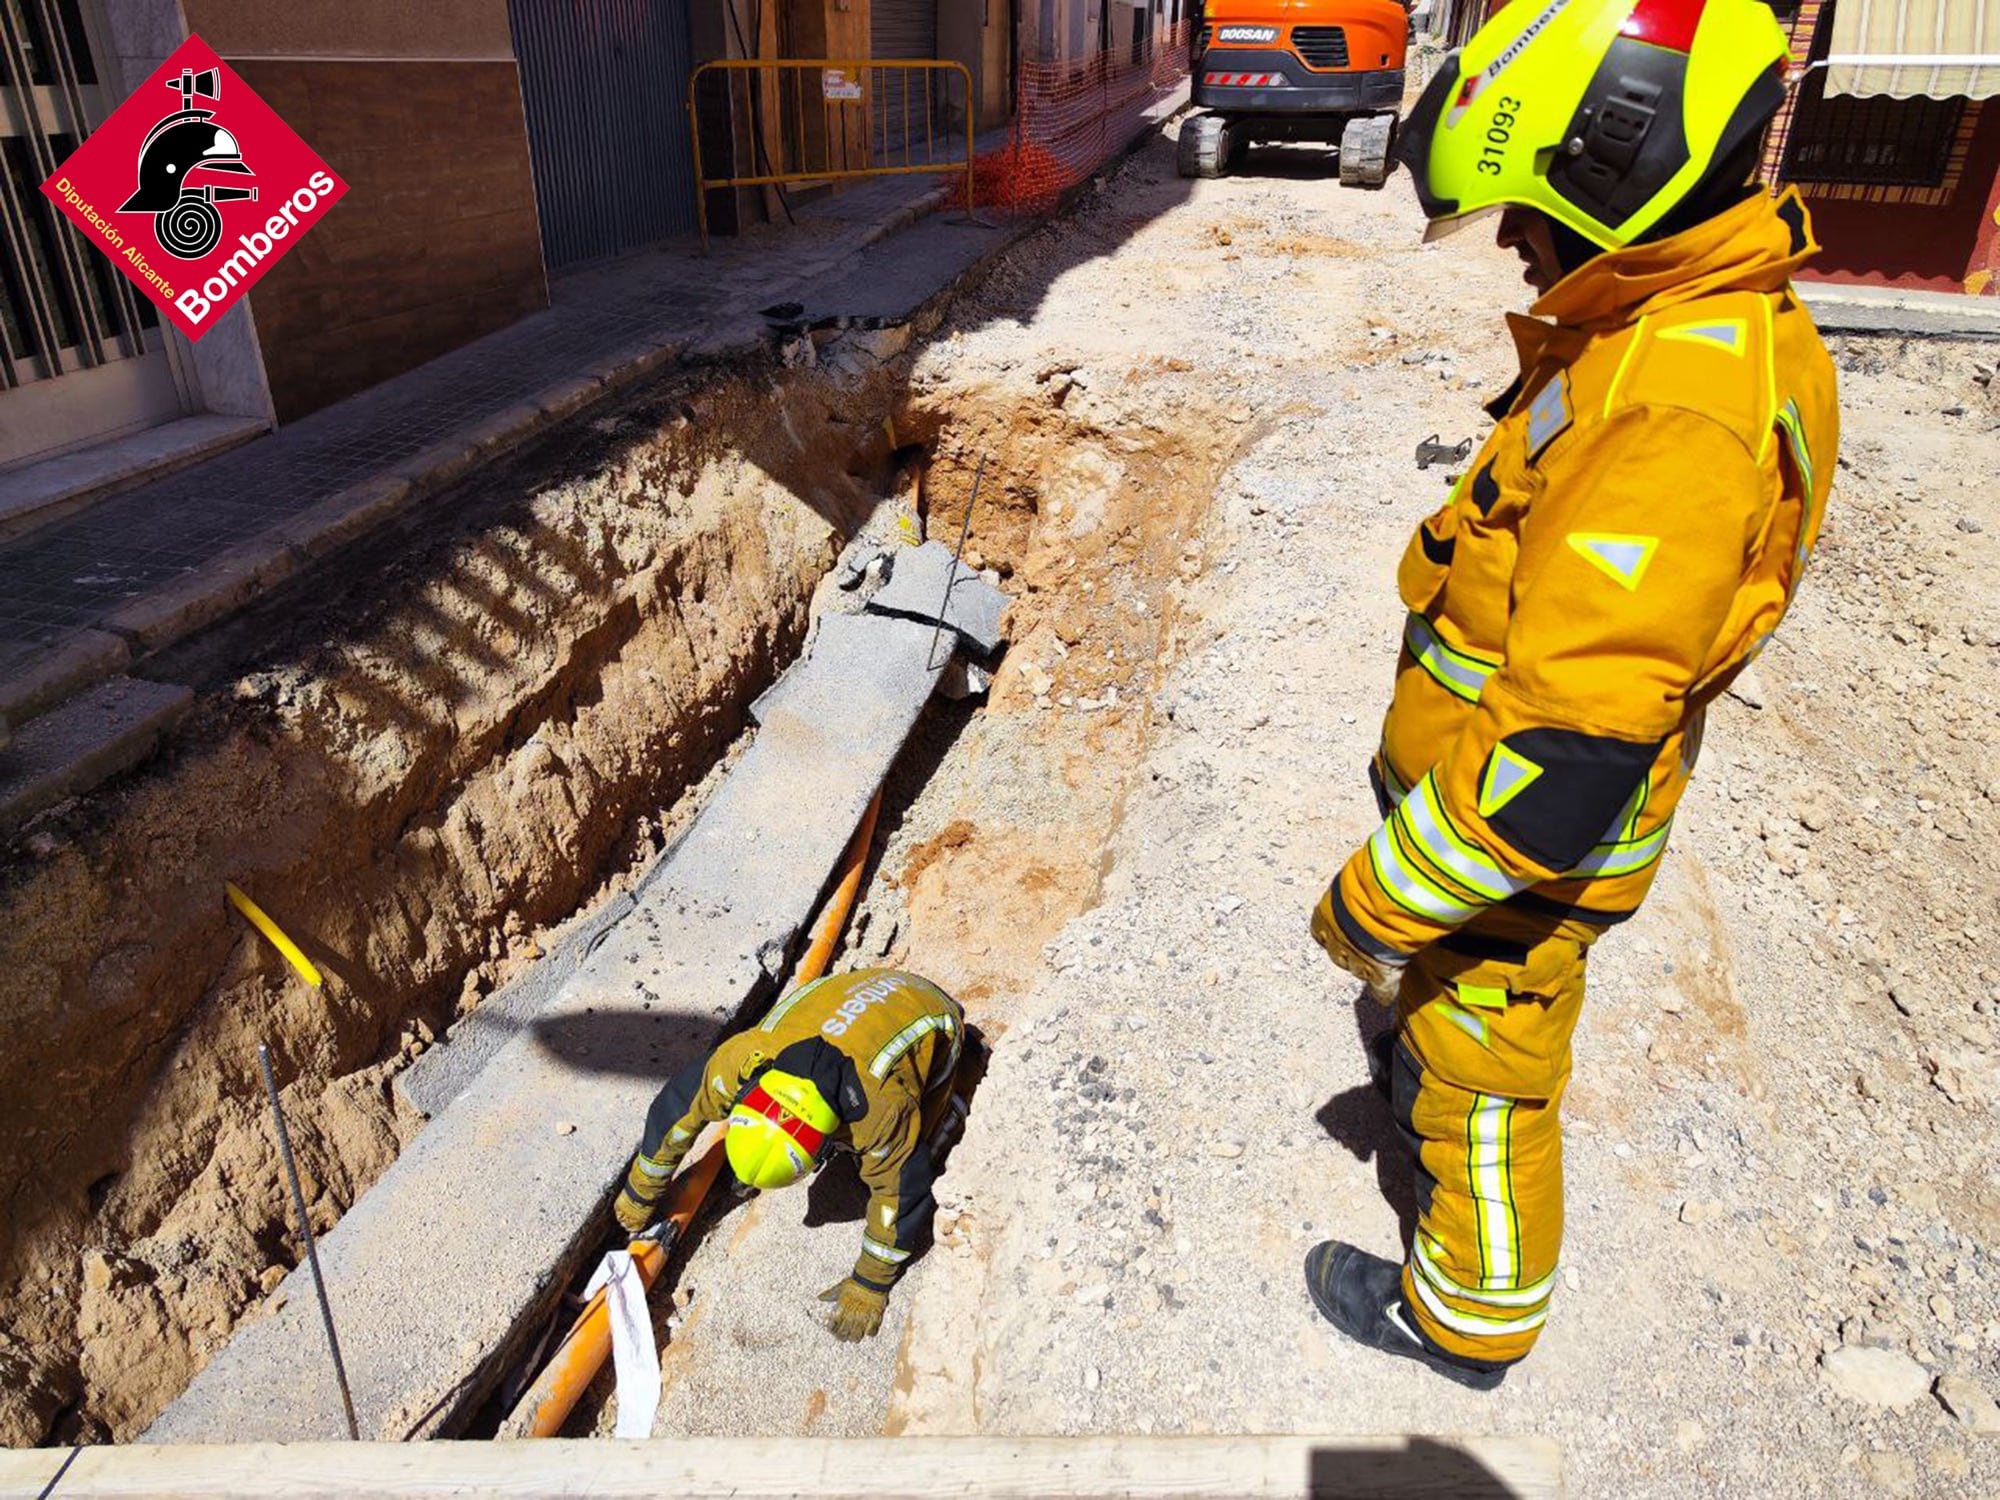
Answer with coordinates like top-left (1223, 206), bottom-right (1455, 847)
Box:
top-left (1304, 1241), bottom-right (1511, 1392)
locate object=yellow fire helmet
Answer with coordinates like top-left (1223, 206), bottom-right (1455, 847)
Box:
top-left (1401, 0), bottom-right (1791, 250)
top-left (724, 1068), bottom-right (842, 1191)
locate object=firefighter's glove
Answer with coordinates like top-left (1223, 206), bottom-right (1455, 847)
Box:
top-left (613, 1184), bottom-right (657, 1237)
top-left (820, 1277), bottom-right (890, 1342)
top-left (1311, 890), bottom-right (1408, 1006)
top-left (614, 1147), bottom-right (682, 1236)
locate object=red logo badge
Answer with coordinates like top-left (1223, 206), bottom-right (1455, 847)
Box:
top-left (39, 35), bottom-right (346, 343)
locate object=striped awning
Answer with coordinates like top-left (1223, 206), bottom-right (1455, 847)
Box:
top-left (1823, 0), bottom-right (2000, 100)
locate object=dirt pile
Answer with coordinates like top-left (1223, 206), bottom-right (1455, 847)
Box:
top-left (0, 360), bottom-right (913, 1444)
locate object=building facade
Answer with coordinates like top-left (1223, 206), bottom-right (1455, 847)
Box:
top-left (1, 1), bottom-right (1046, 497)
top-left (1423, 0), bottom-right (2000, 296)
top-left (1767, 0), bottom-right (2000, 297)
top-left (2, 0), bottom-right (549, 471)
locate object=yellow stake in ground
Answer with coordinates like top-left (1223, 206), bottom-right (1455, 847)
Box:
top-left (224, 882), bottom-right (323, 990)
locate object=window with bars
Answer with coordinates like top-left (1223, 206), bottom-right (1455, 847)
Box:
top-left (0, 0), bottom-right (159, 389)
top-left (1783, 86), bottom-right (1965, 189)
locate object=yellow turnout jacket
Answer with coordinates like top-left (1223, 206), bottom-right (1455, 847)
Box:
top-left (1322, 188), bottom-right (1839, 960)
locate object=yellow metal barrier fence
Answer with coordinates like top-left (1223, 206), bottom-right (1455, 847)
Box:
top-left (689, 58), bottom-right (975, 251)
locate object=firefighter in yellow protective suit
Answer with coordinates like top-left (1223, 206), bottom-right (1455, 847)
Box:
top-left (614, 969), bottom-right (964, 1341)
top-left (1305, 0), bottom-right (1838, 1389)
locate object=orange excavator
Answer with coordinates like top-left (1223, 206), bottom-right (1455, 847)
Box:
top-left (1180, 0), bottom-right (1408, 185)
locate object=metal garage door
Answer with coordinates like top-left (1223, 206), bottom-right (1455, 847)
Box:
top-left (872, 0), bottom-right (940, 163)
top-left (872, 0), bottom-right (939, 58)
top-left (507, 0), bottom-right (697, 271)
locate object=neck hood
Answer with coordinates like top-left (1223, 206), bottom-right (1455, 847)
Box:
top-left (1530, 187), bottom-right (1820, 333)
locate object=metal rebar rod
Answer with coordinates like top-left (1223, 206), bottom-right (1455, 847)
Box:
top-left (258, 1043), bottom-right (360, 1441)
top-left (928, 455), bottom-right (986, 672)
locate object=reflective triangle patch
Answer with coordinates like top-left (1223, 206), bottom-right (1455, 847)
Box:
top-left (1657, 318), bottom-right (1747, 355)
top-left (1478, 744), bottom-right (1543, 819)
top-left (1567, 532), bottom-right (1658, 591)
top-left (1523, 372), bottom-right (1573, 459)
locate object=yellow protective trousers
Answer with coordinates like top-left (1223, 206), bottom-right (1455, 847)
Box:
top-left (1388, 925), bottom-right (1592, 1365)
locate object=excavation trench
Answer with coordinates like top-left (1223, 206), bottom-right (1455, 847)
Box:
top-left (549, 371), bottom-right (1240, 1441)
top-left (0, 343), bottom-right (923, 1446)
top-left (1, 299), bottom-right (1245, 1446)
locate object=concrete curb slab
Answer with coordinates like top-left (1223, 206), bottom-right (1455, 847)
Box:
top-left (265, 476), bottom-right (418, 564)
top-left (579, 339), bottom-right (682, 392)
top-left (383, 435), bottom-right (488, 495)
top-left (1, 1433), bottom-right (1565, 1498)
top-left (0, 629), bottom-right (131, 727)
top-left (101, 538), bottom-right (302, 654)
top-left (534, 373), bottom-right (608, 422)
top-left (0, 676), bottom-right (192, 828)
top-left (1800, 281), bottom-right (2000, 339)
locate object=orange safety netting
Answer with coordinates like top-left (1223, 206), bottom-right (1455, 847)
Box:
top-left (952, 24), bottom-right (1192, 214)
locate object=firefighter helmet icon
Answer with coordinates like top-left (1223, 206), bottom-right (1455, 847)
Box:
top-left (118, 66), bottom-right (257, 259)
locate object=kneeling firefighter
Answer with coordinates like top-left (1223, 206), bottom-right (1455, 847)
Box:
top-left (1306, 0), bottom-right (1838, 1388)
top-left (615, 968), bottom-right (966, 1341)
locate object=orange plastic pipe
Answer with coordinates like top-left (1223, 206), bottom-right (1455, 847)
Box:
top-left (511, 789), bottom-right (883, 1437)
top-left (509, 1138), bottom-right (727, 1438)
top-left (787, 789), bottom-right (881, 991)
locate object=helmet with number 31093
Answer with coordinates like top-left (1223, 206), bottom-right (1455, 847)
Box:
top-left (1399, 0), bottom-right (1792, 250)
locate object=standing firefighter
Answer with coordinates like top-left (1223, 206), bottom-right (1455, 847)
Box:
top-left (615, 969), bottom-right (965, 1342)
top-left (1306, 0), bottom-right (1837, 1388)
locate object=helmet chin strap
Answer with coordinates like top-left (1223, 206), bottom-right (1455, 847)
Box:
top-left (1540, 140), bottom-right (1763, 279)
top-left (1547, 216), bottom-right (1603, 278)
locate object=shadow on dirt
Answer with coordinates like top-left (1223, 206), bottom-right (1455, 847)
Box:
top-left (1314, 993), bottom-right (1419, 1246)
top-left (1306, 1436), bottom-right (1535, 1497)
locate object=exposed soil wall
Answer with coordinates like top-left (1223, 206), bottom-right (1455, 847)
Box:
top-left (0, 358), bottom-right (909, 1444)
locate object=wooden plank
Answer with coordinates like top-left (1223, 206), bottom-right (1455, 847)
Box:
top-left (0, 1435), bottom-right (1561, 1499)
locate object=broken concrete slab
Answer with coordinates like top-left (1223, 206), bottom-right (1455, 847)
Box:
top-left (939, 657), bottom-right (994, 701)
top-left (819, 323), bottom-right (913, 377)
top-left (0, 676), bottom-right (191, 830)
top-left (867, 540), bottom-right (1009, 657)
top-left (149, 613), bottom-right (951, 1443)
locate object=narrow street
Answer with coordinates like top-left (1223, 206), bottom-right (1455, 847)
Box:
top-left (10, 2), bottom-right (2000, 1495)
top-left (581, 123), bottom-right (2000, 1498)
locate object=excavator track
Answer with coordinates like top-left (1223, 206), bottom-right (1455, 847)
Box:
top-left (1338, 112), bottom-right (1396, 188)
top-left (1177, 114), bottom-right (1231, 180)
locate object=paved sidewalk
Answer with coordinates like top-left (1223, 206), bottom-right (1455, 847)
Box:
top-left (0, 77), bottom-right (1192, 822)
top-left (1797, 279), bottom-right (2000, 338)
top-left (0, 170), bottom-right (994, 731)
